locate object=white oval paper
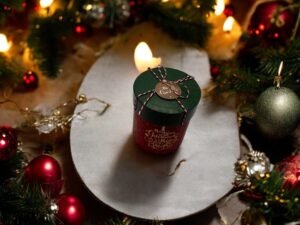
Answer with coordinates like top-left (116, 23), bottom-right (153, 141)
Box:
top-left (70, 23), bottom-right (240, 221)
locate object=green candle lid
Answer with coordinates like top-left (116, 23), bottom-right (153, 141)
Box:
top-left (133, 67), bottom-right (201, 126)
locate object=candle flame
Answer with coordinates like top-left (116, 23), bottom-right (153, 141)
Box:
top-left (0, 33), bottom-right (12, 53)
top-left (223, 16), bottom-right (234, 32)
top-left (278, 61), bottom-right (284, 76)
top-left (214, 0), bottom-right (225, 16)
top-left (40, 0), bottom-right (54, 8)
top-left (134, 42), bottom-right (161, 73)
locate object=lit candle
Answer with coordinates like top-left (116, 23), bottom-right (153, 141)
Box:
top-left (223, 16), bottom-right (235, 33)
top-left (134, 42), bottom-right (161, 73)
top-left (206, 13), bottom-right (242, 59)
top-left (40, 0), bottom-right (54, 15)
top-left (40, 0), bottom-right (54, 8)
top-left (0, 33), bottom-right (12, 53)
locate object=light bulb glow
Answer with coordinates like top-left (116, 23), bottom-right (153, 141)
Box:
top-left (0, 33), bottom-right (12, 52)
top-left (214, 0), bottom-right (225, 16)
top-left (40, 0), bottom-right (54, 8)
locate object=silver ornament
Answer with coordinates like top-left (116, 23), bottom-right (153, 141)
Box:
top-left (255, 87), bottom-right (300, 138)
top-left (83, 1), bottom-right (106, 28)
top-left (50, 201), bottom-right (59, 214)
top-left (234, 135), bottom-right (271, 187)
top-left (234, 150), bottom-right (271, 187)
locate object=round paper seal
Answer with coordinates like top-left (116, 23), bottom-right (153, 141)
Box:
top-left (155, 81), bottom-right (182, 100)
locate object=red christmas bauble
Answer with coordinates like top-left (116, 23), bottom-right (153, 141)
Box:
top-left (223, 4), bottom-right (235, 17)
top-left (17, 70), bottom-right (39, 92)
top-left (24, 155), bottom-right (63, 196)
top-left (278, 154), bottom-right (300, 187)
top-left (56, 194), bottom-right (85, 225)
top-left (247, 1), bottom-right (296, 43)
top-left (0, 126), bottom-right (17, 161)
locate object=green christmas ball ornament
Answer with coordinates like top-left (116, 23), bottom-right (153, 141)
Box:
top-left (255, 87), bottom-right (300, 139)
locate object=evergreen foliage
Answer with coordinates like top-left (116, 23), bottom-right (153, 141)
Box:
top-left (27, 10), bottom-right (76, 78)
top-left (0, 54), bottom-right (23, 87)
top-left (211, 38), bottom-right (300, 98)
top-left (245, 170), bottom-right (300, 223)
top-left (149, 0), bottom-right (214, 47)
top-left (0, 177), bottom-right (55, 225)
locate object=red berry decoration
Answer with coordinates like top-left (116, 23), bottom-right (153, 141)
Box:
top-left (56, 194), bottom-right (85, 225)
top-left (0, 126), bottom-right (17, 161)
top-left (75, 24), bottom-right (87, 35)
top-left (247, 1), bottom-right (296, 43)
top-left (210, 65), bottom-right (220, 79)
top-left (223, 4), bottom-right (235, 17)
top-left (17, 70), bottom-right (39, 92)
top-left (24, 155), bottom-right (63, 196)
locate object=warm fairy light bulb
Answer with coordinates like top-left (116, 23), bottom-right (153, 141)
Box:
top-left (214, 0), bottom-right (225, 15)
top-left (0, 33), bottom-right (12, 53)
top-left (223, 16), bottom-right (235, 33)
top-left (134, 42), bottom-right (161, 73)
top-left (40, 0), bottom-right (54, 8)
top-left (84, 4), bottom-right (93, 11)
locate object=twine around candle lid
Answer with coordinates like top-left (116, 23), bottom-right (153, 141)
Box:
top-left (136, 66), bottom-right (195, 124)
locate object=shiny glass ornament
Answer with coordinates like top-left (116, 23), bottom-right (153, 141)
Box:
top-left (56, 194), bottom-right (85, 225)
top-left (255, 87), bottom-right (300, 138)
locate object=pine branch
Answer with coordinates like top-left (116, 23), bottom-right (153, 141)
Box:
top-left (0, 53), bottom-right (23, 88)
top-left (149, 1), bottom-right (213, 47)
top-left (105, 218), bottom-right (132, 225)
top-left (0, 0), bottom-right (24, 10)
top-left (0, 151), bottom-right (26, 184)
top-left (27, 10), bottom-right (76, 78)
top-left (0, 179), bottom-right (55, 225)
top-left (247, 171), bottom-right (300, 222)
top-left (104, 217), bottom-right (163, 225)
top-left (212, 38), bottom-right (300, 97)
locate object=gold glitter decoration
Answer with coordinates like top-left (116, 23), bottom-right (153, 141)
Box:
top-left (241, 209), bottom-right (267, 225)
top-left (0, 94), bottom-right (110, 134)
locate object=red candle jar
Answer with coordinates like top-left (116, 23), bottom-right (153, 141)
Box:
top-left (133, 67), bottom-right (201, 154)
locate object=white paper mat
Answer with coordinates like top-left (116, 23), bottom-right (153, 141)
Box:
top-left (70, 23), bottom-right (240, 220)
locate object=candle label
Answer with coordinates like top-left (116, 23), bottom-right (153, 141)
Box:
top-left (155, 81), bottom-right (181, 100)
top-left (144, 127), bottom-right (178, 151)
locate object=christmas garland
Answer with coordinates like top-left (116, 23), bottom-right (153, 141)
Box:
top-left (0, 0), bottom-right (300, 225)
top-left (0, 0), bottom-right (214, 88)
top-left (0, 96), bottom-right (161, 225)
top-left (210, 0), bottom-right (300, 224)
top-left (233, 136), bottom-right (300, 224)
top-left (210, 0), bottom-right (300, 97)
